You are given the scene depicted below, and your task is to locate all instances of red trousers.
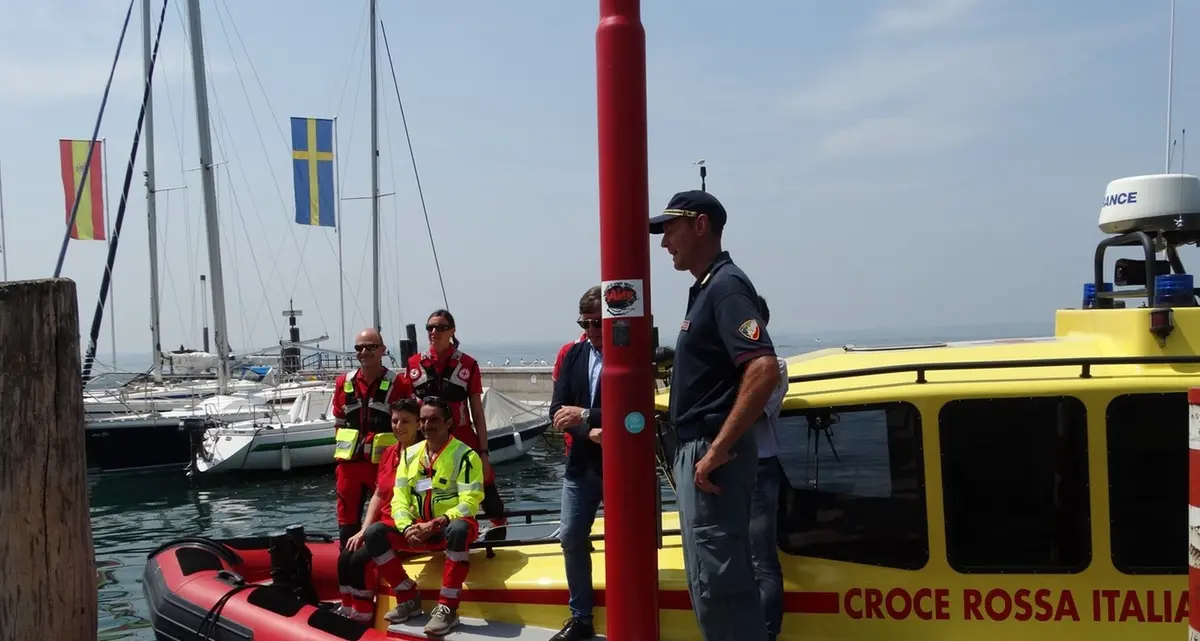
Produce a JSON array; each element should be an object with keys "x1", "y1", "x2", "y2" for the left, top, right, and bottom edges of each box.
[
  {"x1": 336, "y1": 460, "x2": 378, "y2": 546},
  {"x1": 371, "y1": 518, "x2": 480, "y2": 609}
]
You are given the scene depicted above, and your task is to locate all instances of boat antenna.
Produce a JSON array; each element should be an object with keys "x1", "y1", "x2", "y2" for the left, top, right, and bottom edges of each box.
[
  {"x1": 1165, "y1": 0, "x2": 1176, "y2": 172},
  {"x1": 694, "y1": 158, "x2": 706, "y2": 192},
  {"x1": 1182, "y1": 128, "x2": 1187, "y2": 174}
]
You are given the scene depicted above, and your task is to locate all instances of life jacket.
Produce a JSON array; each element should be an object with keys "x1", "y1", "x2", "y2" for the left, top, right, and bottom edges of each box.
[
  {"x1": 408, "y1": 349, "x2": 473, "y2": 404},
  {"x1": 390, "y1": 437, "x2": 484, "y2": 530},
  {"x1": 333, "y1": 367, "x2": 399, "y2": 464}
]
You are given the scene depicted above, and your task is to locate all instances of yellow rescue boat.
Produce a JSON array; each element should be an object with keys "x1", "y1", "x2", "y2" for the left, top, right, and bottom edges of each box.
[{"x1": 375, "y1": 172, "x2": 1200, "y2": 639}]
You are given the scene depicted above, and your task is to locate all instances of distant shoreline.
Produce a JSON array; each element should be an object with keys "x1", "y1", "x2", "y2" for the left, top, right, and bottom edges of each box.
[{"x1": 84, "y1": 320, "x2": 1053, "y2": 374}]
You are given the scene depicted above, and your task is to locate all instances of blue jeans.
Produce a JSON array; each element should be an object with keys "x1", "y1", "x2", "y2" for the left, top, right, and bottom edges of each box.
[
  {"x1": 559, "y1": 469, "x2": 603, "y2": 621},
  {"x1": 751, "y1": 456, "x2": 783, "y2": 639}
]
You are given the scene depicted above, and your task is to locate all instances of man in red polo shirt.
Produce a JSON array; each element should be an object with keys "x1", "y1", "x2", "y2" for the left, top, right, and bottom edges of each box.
[{"x1": 331, "y1": 328, "x2": 414, "y2": 549}]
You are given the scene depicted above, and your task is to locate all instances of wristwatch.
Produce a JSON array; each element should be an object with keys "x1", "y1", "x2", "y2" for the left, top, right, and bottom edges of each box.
[{"x1": 580, "y1": 408, "x2": 591, "y2": 423}]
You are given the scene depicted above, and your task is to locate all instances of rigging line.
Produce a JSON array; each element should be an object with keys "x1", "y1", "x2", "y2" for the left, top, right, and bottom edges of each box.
[
  {"x1": 206, "y1": 2, "x2": 321, "y2": 336},
  {"x1": 82, "y1": 0, "x2": 170, "y2": 384},
  {"x1": 214, "y1": 0, "x2": 346, "y2": 274},
  {"x1": 330, "y1": 26, "x2": 370, "y2": 318},
  {"x1": 53, "y1": 0, "x2": 138, "y2": 278},
  {"x1": 379, "y1": 76, "x2": 404, "y2": 330},
  {"x1": 379, "y1": 19, "x2": 448, "y2": 309},
  {"x1": 208, "y1": 3, "x2": 301, "y2": 337},
  {"x1": 208, "y1": 0, "x2": 327, "y2": 337},
  {"x1": 150, "y1": 39, "x2": 197, "y2": 346},
  {"x1": 158, "y1": 192, "x2": 190, "y2": 346},
  {"x1": 328, "y1": 0, "x2": 371, "y2": 118}
]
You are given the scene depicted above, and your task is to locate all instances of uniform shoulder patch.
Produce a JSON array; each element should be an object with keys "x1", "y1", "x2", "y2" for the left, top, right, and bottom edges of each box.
[
  {"x1": 457, "y1": 366, "x2": 471, "y2": 381},
  {"x1": 738, "y1": 319, "x2": 761, "y2": 341}
]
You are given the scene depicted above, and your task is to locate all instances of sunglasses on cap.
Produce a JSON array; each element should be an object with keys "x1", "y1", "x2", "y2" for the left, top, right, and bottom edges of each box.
[
  {"x1": 577, "y1": 318, "x2": 601, "y2": 329},
  {"x1": 420, "y1": 395, "x2": 452, "y2": 413}
]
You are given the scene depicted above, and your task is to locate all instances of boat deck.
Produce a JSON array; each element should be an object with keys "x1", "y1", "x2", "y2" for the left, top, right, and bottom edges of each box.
[{"x1": 387, "y1": 615, "x2": 607, "y2": 640}]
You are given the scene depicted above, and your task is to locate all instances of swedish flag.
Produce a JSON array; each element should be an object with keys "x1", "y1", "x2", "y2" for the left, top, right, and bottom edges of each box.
[{"x1": 290, "y1": 117, "x2": 336, "y2": 227}]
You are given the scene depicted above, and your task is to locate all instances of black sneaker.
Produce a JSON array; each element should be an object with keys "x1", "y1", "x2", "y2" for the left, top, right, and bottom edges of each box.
[{"x1": 549, "y1": 617, "x2": 595, "y2": 641}]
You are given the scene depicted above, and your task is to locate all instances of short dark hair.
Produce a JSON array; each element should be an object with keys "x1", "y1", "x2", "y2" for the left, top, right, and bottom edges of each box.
[
  {"x1": 579, "y1": 285, "x2": 601, "y2": 315},
  {"x1": 390, "y1": 398, "x2": 420, "y2": 416},
  {"x1": 758, "y1": 295, "x2": 770, "y2": 325},
  {"x1": 420, "y1": 395, "x2": 453, "y2": 421}
]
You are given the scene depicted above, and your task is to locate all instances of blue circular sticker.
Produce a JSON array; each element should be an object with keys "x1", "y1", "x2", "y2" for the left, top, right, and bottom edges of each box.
[{"x1": 624, "y1": 412, "x2": 646, "y2": 434}]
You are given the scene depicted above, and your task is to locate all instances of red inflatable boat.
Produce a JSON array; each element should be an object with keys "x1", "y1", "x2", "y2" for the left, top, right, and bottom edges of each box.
[{"x1": 141, "y1": 527, "x2": 408, "y2": 641}]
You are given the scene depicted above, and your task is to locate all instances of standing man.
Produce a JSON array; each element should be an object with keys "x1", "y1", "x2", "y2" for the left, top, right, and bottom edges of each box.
[
  {"x1": 547, "y1": 286, "x2": 605, "y2": 641},
  {"x1": 649, "y1": 190, "x2": 780, "y2": 641},
  {"x1": 331, "y1": 328, "x2": 413, "y2": 549},
  {"x1": 749, "y1": 295, "x2": 789, "y2": 641}
]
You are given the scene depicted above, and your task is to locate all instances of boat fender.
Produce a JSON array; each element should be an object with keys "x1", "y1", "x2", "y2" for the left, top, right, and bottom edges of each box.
[
  {"x1": 513, "y1": 430, "x2": 524, "y2": 452},
  {"x1": 281, "y1": 443, "x2": 292, "y2": 472}
]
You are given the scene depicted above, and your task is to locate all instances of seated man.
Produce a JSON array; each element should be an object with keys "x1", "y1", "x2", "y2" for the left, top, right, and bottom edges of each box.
[{"x1": 364, "y1": 396, "x2": 485, "y2": 637}]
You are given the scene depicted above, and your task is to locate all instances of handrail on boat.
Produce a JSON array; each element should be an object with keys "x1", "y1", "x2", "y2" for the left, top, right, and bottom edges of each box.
[{"x1": 787, "y1": 354, "x2": 1200, "y2": 386}]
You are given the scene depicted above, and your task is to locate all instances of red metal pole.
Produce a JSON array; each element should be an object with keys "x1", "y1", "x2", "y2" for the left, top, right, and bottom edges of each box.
[{"x1": 596, "y1": 0, "x2": 658, "y2": 639}]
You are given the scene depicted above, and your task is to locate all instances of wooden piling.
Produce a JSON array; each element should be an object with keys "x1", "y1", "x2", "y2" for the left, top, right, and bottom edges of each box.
[{"x1": 0, "y1": 278, "x2": 95, "y2": 641}]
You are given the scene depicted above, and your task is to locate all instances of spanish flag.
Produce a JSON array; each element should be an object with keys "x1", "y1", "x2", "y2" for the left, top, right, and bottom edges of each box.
[{"x1": 58, "y1": 139, "x2": 106, "y2": 241}]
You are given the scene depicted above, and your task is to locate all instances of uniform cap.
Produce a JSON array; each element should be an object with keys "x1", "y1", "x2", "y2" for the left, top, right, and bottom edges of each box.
[{"x1": 648, "y1": 190, "x2": 727, "y2": 235}]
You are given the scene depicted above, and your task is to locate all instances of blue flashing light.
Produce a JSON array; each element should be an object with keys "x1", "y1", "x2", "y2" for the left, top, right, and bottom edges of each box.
[
  {"x1": 1153, "y1": 274, "x2": 1195, "y2": 307},
  {"x1": 1082, "y1": 282, "x2": 1113, "y2": 309}
]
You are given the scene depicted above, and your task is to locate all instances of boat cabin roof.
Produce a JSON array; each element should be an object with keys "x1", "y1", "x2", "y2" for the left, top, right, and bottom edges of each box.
[{"x1": 653, "y1": 306, "x2": 1200, "y2": 412}]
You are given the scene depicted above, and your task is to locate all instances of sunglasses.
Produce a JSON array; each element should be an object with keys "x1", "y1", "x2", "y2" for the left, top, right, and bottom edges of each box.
[
  {"x1": 577, "y1": 318, "x2": 602, "y2": 329},
  {"x1": 426, "y1": 323, "x2": 453, "y2": 332},
  {"x1": 420, "y1": 395, "x2": 451, "y2": 411},
  {"x1": 354, "y1": 343, "x2": 382, "y2": 353}
]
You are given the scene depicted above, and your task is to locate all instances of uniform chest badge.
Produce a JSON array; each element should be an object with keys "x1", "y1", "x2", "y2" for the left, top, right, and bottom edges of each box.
[
  {"x1": 680, "y1": 320, "x2": 690, "y2": 331},
  {"x1": 457, "y1": 367, "x2": 471, "y2": 381},
  {"x1": 409, "y1": 368, "x2": 421, "y2": 379},
  {"x1": 738, "y1": 319, "x2": 761, "y2": 341}
]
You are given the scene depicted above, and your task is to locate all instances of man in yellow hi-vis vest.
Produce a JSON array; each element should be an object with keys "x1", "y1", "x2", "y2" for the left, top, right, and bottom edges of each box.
[{"x1": 363, "y1": 396, "x2": 485, "y2": 637}]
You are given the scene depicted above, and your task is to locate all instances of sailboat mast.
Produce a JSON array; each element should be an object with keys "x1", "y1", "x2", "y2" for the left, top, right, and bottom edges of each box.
[
  {"x1": 142, "y1": 0, "x2": 163, "y2": 381},
  {"x1": 184, "y1": 0, "x2": 231, "y2": 394},
  {"x1": 334, "y1": 116, "x2": 347, "y2": 353},
  {"x1": 0, "y1": 159, "x2": 8, "y2": 282},
  {"x1": 1165, "y1": 0, "x2": 1176, "y2": 172},
  {"x1": 103, "y1": 137, "x2": 117, "y2": 371},
  {"x1": 369, "y1": 0, "x2": 382, "y2": 333}
]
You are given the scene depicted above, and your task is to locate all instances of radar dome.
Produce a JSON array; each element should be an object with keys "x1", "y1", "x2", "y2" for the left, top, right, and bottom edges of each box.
[{"x1": 1099, "y1": 174, "x2": 1200, "y2": 234}]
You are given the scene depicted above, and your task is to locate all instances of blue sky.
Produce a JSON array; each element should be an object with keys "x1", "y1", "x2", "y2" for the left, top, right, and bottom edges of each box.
[{"x1": 0, "y1": 0, "x2": 1192, "y2": 359}]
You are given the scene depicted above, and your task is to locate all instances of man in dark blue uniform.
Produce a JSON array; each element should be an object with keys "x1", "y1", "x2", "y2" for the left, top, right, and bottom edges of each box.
[{"x1": 650, "y1": 190, "x2": 780, "y2": 641}]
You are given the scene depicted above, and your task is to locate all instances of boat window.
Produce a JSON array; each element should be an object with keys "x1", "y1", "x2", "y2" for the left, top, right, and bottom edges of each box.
[
  {"x1": 1106, "y1": 392, "x2": 1187, "y2": 575},
  {"x1": 776, "y1": 401, "x2": 929, "y2": 570},
  {"x1": 939, "y1": 396, "x2": 1091, "y2": 574}
]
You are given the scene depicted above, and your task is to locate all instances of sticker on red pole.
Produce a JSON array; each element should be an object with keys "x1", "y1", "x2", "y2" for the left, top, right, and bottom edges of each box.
[{"x1": 602, "y1": 279, "x2": 644, "y2": 319}]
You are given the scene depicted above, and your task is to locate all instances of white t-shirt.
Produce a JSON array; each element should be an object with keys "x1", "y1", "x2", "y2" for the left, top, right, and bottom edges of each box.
[{"x1": 753, "y1": 357, "x2": 789, "y2": 459}]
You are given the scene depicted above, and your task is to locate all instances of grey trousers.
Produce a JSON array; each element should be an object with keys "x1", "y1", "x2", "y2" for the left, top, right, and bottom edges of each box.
[{"x1": 673, "y1": 430, "x2": 768, "y2": 641}]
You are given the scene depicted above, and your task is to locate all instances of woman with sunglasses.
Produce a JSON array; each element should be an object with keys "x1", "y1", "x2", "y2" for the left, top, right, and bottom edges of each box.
[
  {"x1": 334, "y1": 399, "x2": 424, "y2": 622},
  {"x1": 406, "y1": 309, "x2": 509, "y2": 539}
]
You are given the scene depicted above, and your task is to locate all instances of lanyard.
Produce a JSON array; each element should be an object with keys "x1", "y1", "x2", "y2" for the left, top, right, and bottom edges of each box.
[{"x1": 423, "y1": 440, "x2": 450, "y2": 479}]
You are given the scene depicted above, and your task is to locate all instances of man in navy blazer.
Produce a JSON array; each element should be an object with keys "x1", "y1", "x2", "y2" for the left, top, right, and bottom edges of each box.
[{"x1": 547, "y1": 285, "x2": 604, "y2": 641}]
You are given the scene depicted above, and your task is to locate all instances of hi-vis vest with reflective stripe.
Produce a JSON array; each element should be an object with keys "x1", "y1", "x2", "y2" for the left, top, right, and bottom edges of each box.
[
  {"x1": 390, "y1": 437, "x2": 484, "y2": 530},
  {"x1": 408, "y1": 350, "x2": 471, "y2": 403},
  {"x1": 334, "y1": 368, "x2": 399, "y2": 464}
]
